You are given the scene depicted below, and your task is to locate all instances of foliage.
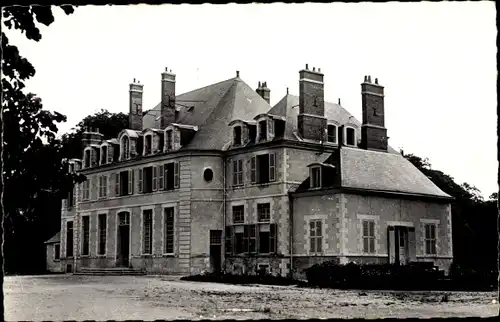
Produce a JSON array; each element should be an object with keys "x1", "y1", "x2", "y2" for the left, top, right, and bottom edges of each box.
[
  {"x1": 1, "y1": 5, "x2": 79, "y2": 274},
  {"x1": 60, "y1": 109, "x2": 129, "y2": 160}
]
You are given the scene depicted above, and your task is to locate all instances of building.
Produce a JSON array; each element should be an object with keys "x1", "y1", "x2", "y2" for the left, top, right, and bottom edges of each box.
[
  {"x1": 45, "y1": 232, "x2": 62, "y2": 273},
  {"x1": 57, "y1": 65, "x2": 454, "y2": 277}
]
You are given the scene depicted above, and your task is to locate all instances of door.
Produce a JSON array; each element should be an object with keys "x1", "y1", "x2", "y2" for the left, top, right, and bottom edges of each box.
[
  {"x1": 117, "y1": 212, "x2": 130, "y2": 267},
  {"x1": 210, "y1": 230, "x2": 222, "y2": 274},
  {"x1": 397, "y1": 227, "x2": 408, "y2": 265}
]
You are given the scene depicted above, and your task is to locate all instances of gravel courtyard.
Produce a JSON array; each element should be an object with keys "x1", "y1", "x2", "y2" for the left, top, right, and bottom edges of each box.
[{"x1": 4, "y1": 274, "x2": 498, "y2": 321}]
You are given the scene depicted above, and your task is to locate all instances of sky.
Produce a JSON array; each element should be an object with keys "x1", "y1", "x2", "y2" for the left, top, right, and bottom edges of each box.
[{"x1": 5, "y1": 3, "x2": 497, "y2": 197}]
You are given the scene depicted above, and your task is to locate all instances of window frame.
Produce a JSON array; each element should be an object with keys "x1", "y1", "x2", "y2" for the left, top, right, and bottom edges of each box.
[
  {"x1": 309, "y1": 219, "x2": 323, "y2": 254},
  {"x1": 233, "y1": 125, "x2": 242, "y2": 146},
  {"x1": 424, "y1": 223, "x2": 437, "y2": 255},
  {"x1": 81, "y1": 215, "x2": 90, "y2": 257},
  {"x1": 345, "y1": 126, "x2": 357, "y2": 147},
  {"x1": 143, "y1": 133, "x2": 153, "y2": 156},
  {"x1": 97, "y1": 213, "x2": 107, "y2": 256},
  {"x1": 362, "y1": 219, "x2": 376, "y2": 254},
  {"x1": 327, "y1": 124, "x2": 338, "y2": 144},
  {"x1": 54, "y1": 244, "x2": 61, "y2": 261},
  {"x1": 120, "y1": 135, "x2": 130, "y2": 161},
  {"x1": 310, "y1": 166, "x2": 322, "y2": 189},
  {"x1": 142, "y1": 208, "x2": 154, "y2": 255},
  {"x1": 232, "y1": 205, "x2": 245, "y2": 224},
  {"x1": 257, "y1": 203, "x2": 271, "y2": 223},
  {"x1": 162, "y1": 205, "x2": 176, "y2": 255}
]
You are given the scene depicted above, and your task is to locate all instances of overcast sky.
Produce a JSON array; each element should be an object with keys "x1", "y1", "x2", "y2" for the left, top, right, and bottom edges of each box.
[{"x1": 6, "y1": 3, "x2": 497, "y2": 197}]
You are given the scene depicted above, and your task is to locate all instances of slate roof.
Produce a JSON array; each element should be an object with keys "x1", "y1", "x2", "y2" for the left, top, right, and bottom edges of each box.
[
  {"x1": 340, "y1": 147, "x2": 451, "y2": 198},
  {"x1": 269, "y1": 94, "x2": 399, "y2": 154},
  {"x1": 45, "y1": 232, "x2": 60, "y2": 244},
  {"x1": 142, "y1": 77, "x2": 272, "y2": 150}
]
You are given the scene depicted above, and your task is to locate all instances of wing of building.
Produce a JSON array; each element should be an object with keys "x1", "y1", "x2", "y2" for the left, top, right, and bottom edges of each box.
[{"x1": 56, "y1": 66, "x2": 453, "y2": 277}]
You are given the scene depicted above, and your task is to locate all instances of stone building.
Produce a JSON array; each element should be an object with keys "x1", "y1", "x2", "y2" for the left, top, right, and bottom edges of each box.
[{"x1": 57, "y1": 65, "x2": 453, "y2": 277}]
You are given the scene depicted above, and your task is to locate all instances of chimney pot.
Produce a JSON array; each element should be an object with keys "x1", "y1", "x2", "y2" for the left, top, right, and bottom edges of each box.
[
  {"x1": 165, "y1": 67, "x2": 168, "y2": 72},
  {"x1": 375, "y1": 78, "x2": 378, "y2": 84},
  {"x1": 364, "y1": 75, "x2": 368, "y2": 82},
  {"x1": 313, "y1": 67, "x2": 316, "y2": 71},
  {"x1": 305, "y1": 64, "x2": 309, "y2": 70},
  {"x1": 236, "y1": 70, "x2": 240, "y2": 77},
  {"x1": 318, "y1": 68, "x2": 321, "y2": 72},
  {"x1": 133, "y1": 78, "x2": 136, "y2": 83},
  {"x1": 258, "y1": 81, "x2": 261, "y2": 87},
  {"x1": 338, "y1": 98, "x2": 341, "y2": 105},
  {"x1": 286, "y1": 87, "x2": 289, "y2": 94},
  {"x1": 368, "y1": 76, "x2": 372, "y2": 83}
]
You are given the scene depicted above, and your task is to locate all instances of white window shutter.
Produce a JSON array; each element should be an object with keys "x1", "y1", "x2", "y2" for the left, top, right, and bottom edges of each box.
[
  {"x1": 115, "y1": 173, "x2": 120, "y2": 196},
  {"x1": 138, "y1": 169, "x2": 143, "y2": 193},
  {"x1": 174, "y1": 162, "x2": 180, "y2": 188},
  {"x1": 158, "y1": 165, "x2": 164, "y2": 190},
  {"x1": 128, "y1": 169, "x2": 133, "y2": 194},
  {"x1": 251, "y1": 156, "x2": 256, "y2": 183},
  {"x1": 269, "y1": 153, "x2": 276, "y2": 182},
  {"x1": 153, "y1": 166, "x2": 158, "y2": 191}
]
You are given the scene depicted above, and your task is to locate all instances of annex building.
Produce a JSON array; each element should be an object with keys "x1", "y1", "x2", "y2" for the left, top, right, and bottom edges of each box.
[{"x1": 46, "y1": 64, "x2": 454, "y2": 277}]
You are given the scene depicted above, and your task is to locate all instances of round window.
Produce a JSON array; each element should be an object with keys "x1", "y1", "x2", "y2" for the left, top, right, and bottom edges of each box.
[{"x1": 203, "y1": 168, "x2": 213, "y2": 182}]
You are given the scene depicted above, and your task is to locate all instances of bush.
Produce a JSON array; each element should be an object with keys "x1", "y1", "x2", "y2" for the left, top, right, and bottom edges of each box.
[{"x1": 181, "y1": 272, "x2": 299, "y2": 286}]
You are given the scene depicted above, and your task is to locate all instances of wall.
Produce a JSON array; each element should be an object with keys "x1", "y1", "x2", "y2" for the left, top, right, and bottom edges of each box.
[{"x1": 46, "y1": 244, "x2": 62, "y2": 273}]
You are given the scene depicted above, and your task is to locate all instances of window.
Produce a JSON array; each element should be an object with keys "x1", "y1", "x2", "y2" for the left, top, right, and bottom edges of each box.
[
  {"x1": 251, "y1": 153, "x2": 276, "y2": 184},
  {"x1": 232, "y1": 159, "x2": 243, "y2": 186},
  {"x1": 327, "y1": 125, "x2": 337, "y2": 143},
  {"x1": 233, "y1": 126, "x2": 242, "y2": 145},
  {"x1": 116, "y1": 170, "x2": 133, "y2": 196},
  {"x1": 121, "y1": 136, "x2": 130, "y2": 160},
  {"x1": 424, "y1": 223, "x2": 437, "y2": 255},
  {"x1": 98, "y1": 214, "x2": 107, "y2": 255},
  {"x1": 164, "y1": 207, "x2": 175, "y2": 254},
  {"x1": 82, "y1": 180, "x2": 90, "y2": 201},
  {"x1": 84, "y1": 149, "x2": 91, "y2": 168},
  {"x1": 362, "y1": 220, "x2": 375, "y2": 254},
  {"x1": 140, "y1": 166, "x2": 155, "y2": 193},
  {"x1": 67, "y1": 186, "x2": 75, "y2": 209},
  {"x1": 203, "y1": 168, "x2": 213, "y2": 182},
  {"x1": 210, "y1": 230, "x2": 222, "y2": 245},
  {"x1": 100, "y1": 145, "x2": 108, "y2": 165},
  {"x1": 309, "y1": 220, "x2": 323, "y2": 253},
  {"x1": 82, "y1": 216, "x2": 90, "y2": 256},
  {"x1": 258, "y1": 120, "x2": 267, "y2": 141},
  {"x1": 163, "y1": 162, "x2": 180, "y2": 190},
  {"x1": 54, "y1": 244, "x2": 60, "y2": 260},
  {"x1": 165, "y1": 130, "x2": 173, "y2": 150},
  {"x1": 257, "y1": 203, "x2": 271, "y2": 222},
  {"x1": 232, "y1": 205, "x2": 244, "y2": 224},
  {"x1": 66, "y1": 221, "x2": 73, "y2": 257},
  {"x1": 98, "y1": 175, "x2": 107, "y2": 198},
  {"x1": 346, "y1": 127, "x2": 356, "y2": 146},
  {"x1": 268, "y1": 119, "x2": 274, "y2": 136},
  {"x1": 142, "y1": 210, "x2": 153, "y2": 255},
  {"x1": 144, "y1": 135, "x2": 152, "y2": 155},
  {"x1": 310, "y1": 166, "x2": 321, "y2": 188},
  {"x1": 226, "y1": 224, "x2": 277, "y2": 256}
]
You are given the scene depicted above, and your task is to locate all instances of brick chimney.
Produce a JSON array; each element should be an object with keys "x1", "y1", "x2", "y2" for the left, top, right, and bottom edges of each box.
[
  {"x1": 82, "y1": 127, "x2": 104, "y2": 147},
  {"x1": 161, "y1": 67, "x2": 176, "y2": 129},
  {"x1": 256, "y1": 81, "x2": 271, "y2": 104},
  {"x1": 129, "y1": 78, "x2": 143, "y2": 131},
  {"x1": 297, "y1": 64, "x2": 327, "y2": 141},
  {"x1": 360, "y1": 75, "x2": 388, "y2": 151}
]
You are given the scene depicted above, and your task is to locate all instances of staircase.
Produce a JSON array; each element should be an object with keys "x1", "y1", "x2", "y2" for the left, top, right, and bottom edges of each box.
[{"x1": 74, "y1": 267, "x2": 146, "y2": 276}]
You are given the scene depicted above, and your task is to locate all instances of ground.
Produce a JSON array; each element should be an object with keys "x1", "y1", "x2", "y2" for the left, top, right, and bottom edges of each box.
[{"x1": 4, "y1": 274, "x2": 498, "y2": 321}]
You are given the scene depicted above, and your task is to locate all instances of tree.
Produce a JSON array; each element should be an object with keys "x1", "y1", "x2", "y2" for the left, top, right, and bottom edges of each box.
[{"x1": 1, "y1": 5, "x2": 80, "y2": 274}]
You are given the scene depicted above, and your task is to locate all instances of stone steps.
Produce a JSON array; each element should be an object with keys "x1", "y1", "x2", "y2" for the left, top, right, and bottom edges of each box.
[{"x1": 74, "y1": 268, "x2": 146, "y2": 276}]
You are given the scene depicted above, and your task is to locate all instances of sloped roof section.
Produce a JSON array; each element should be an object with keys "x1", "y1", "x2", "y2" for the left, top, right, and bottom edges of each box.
[
  {"x1": 341, "y1": 147, "x2": 451, "y2": 198},
  {"x1": 45, "y1": 232, "x2": 60, "y2": 244},
  {"x1": 142, "y1": 77, "x2": 272, "y2": 150},
  {"x1": 269, "y1": 94, "x2": 398, "y2": 154}
]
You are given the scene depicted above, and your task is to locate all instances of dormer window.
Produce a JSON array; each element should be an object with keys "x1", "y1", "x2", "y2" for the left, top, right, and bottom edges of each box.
[
  {"x1": 84, "y1": 149, "x2": 91, "y2": 169},
  {"x1": 345, "y1": 127, "x2": 356, "y2": 146},
  {"x1": 165, "y1": 130, "x2": 173, "y2": 151},
  {"x1": 327, "y1": 124, "x2": 337, "y2": 144},
  {"x1": 310, "y1": 166, "x2": 321, "y2": 188},
  {"x1": 100, "y1": 145, "x2": 108, "y2": 165},
  {"x1": 233, "y1": 126, "x2": 242, "y2": 146},
  {"x1": 144, "y1": 135, "x2": 152, "y2": 155},
  {"x1": 258, "y1": 120, "x2": 267, "y2": 141},
  {"x1": 121, "y1": 136, "x2": 130, "y2": 160}
]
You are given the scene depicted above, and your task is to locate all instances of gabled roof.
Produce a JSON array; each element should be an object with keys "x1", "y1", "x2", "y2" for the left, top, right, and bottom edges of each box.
[
  {"x1": 269, "y1": 94, "x2": 399, "y2": 154},
  {"x1": 45, "y1": 232, "x2": 60, "y2": 244},
  {"x1": 340, "y1": 147, "x2": 451, "y2": 198},
  {"x1": 142, "y1": 77, "x2": 272, "y2": 150}
]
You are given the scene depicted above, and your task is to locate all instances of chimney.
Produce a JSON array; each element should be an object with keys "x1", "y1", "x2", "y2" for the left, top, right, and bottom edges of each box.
[
  {"x1": 256, "y1": 81, "x2": 271, "y2": 104},
  {"x1": 360, "y1": 75, "x2": 388, "y2": 151},
  {"x1": 297, "y1": 64, "x2": 327, "y2": 141},
  {"x1": 161, "y1": 67, "x2": 176, "y2": 128},
  {"x1": 82, "y1": 127, "x2": 104, "y2": 147},
  {"x1": 129, "y1": 78, "x2": 144, "y2": 131}
]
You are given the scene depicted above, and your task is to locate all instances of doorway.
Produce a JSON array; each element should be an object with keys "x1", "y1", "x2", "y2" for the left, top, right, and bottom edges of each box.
[
  {"x1": 395, "y1": 226, "x2": 408, "y2": 265},
  {"x1": 209, "y1": 230, "x2": 222, "y2": 274},
  {"x1": 117, "y1": 212, "x2": 130, "y2": 267}
]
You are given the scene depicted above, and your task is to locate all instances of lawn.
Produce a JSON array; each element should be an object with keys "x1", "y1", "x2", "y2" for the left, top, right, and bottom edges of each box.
[{"x1": 3, "y1": 274, "x2": 498, "y2": 321}]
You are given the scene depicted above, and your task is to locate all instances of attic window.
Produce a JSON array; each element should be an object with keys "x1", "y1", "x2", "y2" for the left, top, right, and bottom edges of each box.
[
  {"x1": 100, "y1": 145, "x2": 108, "y2": 165},
  {"x1": 84, "y1": 149, "x2": 91, "y2": 169},
  {"x1": 144, "y1": 134, "x2": 152, "y2": 155},
  {"x1": 258, "y1": 120, "x2": 267, "y2": 142},
  {"x1": 165, "y1": 130, "x2": 173, "y2": 151},
  {"x1": 346, "y1": 127, "x2": 356, "y2": 146},
  {"x1": 310, "y1": 166, "x2": 321, "y2": 189},
  {"x1": 121, "y1": 136, "x2": 130, "y2": 160},
  {"x1": 233, "y1": 126, "x2": 242, "y2": 146},
  {"x1": 327, "y1": 125, "x2": 337, "y2": 143}
]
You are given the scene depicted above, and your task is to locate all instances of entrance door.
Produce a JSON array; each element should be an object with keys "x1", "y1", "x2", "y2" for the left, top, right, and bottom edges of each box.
[
  {"x1": 209, "y1": 230, "x2": 222, "y2": 274},
  {"x1": 117, "y1": 212, "x2": 130, "y2": 267},
  {"x1": 396, "y1": 227, "x2": 408, "y2": 265}
]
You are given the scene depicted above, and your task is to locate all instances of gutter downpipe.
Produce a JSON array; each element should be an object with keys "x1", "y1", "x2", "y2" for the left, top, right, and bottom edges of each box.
[
  {"x1": 288, "y1": 190, "x2": 294, "y2": 279},
  {"x1": 222, "y1": 155, "x2": 227, "y2": 273}
]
